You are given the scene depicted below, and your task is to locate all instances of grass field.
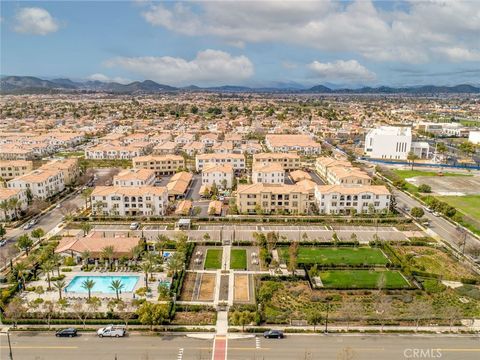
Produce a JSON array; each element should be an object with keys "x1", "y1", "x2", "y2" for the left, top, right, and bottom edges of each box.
[
  {"x1": 393, "y1": 170, "x2": 471, "y2": 180},
  {"x1": 204, "y1": 249, "x2": 223, "y2": 269},
  {"x1": 437, "y1": 195, "x2": 480, "y2": 221},
  {"x1": 280, "y1": 247, "x2": 389, "y2": 266},
  {"x1": 320, "y1": 270, "x2": 410, "y2": 289},
  {"x1": 230, "y1": 249, "x2": 247, "y2": 270}
]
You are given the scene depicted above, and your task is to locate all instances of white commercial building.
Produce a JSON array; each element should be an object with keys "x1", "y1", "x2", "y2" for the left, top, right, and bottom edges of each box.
[
  {"x1": 364, "y1": 126, "x2": 412, "y2": 160},
  {"x1": 468, "y1": 131, "x2": 480, "y2": 145}
]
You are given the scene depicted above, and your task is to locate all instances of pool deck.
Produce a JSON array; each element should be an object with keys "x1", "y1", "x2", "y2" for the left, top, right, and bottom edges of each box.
[{"x1": 24, "y1": 270, "x2": 172, "y2": 304}]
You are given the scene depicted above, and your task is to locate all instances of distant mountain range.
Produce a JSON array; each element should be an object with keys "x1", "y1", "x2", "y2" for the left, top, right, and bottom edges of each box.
[{"x1": 1, "y1": 75, "x2": 479, "y2": 95}]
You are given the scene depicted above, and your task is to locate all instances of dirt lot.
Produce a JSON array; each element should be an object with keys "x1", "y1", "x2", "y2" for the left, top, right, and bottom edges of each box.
[
  {"x1": 234, "y1": 274, "x2": 250, "y2": 302},
  {"x1": 198, "y1": 273, "x2": 216, "y2": 301},
  {"x1": 180, "y1": 272, "x2": 197, "y2": 301},
  {"x1": 407, "y1": 175, "x2": 480, "y2": 196}
]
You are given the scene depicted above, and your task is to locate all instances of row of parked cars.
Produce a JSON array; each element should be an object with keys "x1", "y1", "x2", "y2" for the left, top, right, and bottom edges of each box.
[{"x1": 55, "y1": 325, "x2": 127, "y2": 338}]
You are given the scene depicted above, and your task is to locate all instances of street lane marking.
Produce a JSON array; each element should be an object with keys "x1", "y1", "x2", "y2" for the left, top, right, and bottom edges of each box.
[
  {"x1": 255, "y1": 336, "x2": 261, "y2": 349},
  {"x1": 177, "y1": 347, "x2": 184, "y2": 360},
  {"x1": 439, "y1": 348, "x2": 480, "y2": 352},
  {"x1": 0, "y1": 346, "x2": 79, "y2": 349}
]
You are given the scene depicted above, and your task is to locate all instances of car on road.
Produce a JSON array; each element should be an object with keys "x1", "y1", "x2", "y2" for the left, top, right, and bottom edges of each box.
[
  {"x1": 23, "y1": 219, "x2": 37, "y2": 230},
  {"x1": 55, "y1": 328, "x2": 78, "y2": 337},
  {"x1": 129, "y1": 222, "x2": 140, "y2": 230},
  {"x1": 0, "y1": 239, "x2": 7, "y2": 247},
  {"x1": 263, "y1": 329, "x2": 284, "y2": 339},
  {"x1": 432, "y1": 211, "x2": 440, "y2": 217},
  {"x1": 55, "y1": 203, "x2": 62, "y2": 209},
  {"x1": 97, "y1": 325, "x2": 126, "y2": 338}
]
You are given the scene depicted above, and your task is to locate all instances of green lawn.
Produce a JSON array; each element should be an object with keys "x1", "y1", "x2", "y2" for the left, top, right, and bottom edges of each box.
[
  {"x1": 230, "y1": 249, "x2": 247, "y2": 270},
  {"x1": 320, "y1": 270, "x2": 410, "y2": 289},
  {"x1": 393, "y1": 169, "x2": 471, "y2": 180},
  {"x1": 437, "y1": 195, "x2": 480, "y2": 222},
  {"x1": 204, "y1": 249, "x2": 223, "y2": 269},
  {"x1": 280, "y1": 247, "x2": 389, "y2": 266}
]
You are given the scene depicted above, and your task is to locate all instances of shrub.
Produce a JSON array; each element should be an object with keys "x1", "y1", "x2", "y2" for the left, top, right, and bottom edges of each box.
[
  {"x1": 423, "y1": 279, "x2": 446, "y2": 294},
  {"x1": 418, "y1": 184, "x2": 432, "y2": 193}
]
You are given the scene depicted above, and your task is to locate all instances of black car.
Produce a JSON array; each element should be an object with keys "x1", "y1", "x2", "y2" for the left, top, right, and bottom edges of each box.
[
  {"x1": 263, "y1": 330, "x2": 284, "y2": 339},
  {"x1": 55, "y1": 328, "x2": 78, "y2": 337}
]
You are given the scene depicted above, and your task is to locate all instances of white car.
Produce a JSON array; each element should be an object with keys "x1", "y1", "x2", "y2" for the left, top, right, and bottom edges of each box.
[
  {"x1": 97, "y1": 325, "x2": 126, "y2": 338},
  {"x1": 0, "y1": 240, "x2": 7, "y2": 247},
  {"x1": 129, "y1": 222, "x2": 139, "y2": 230}
]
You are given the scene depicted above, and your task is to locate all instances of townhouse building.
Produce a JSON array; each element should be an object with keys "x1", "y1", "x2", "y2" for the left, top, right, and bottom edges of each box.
[
  {"x1": 41, "y1": 158, "x2": 80, "y2": 185},
  {"x1": 152, "y1": 141, "x2": 178, "y2": 155},
  {"x1": 133, "y1": 155, "x2": 185, "y2": 175},
  {"x1": 202, "y1": 163, "x2": 234, "y2": 189},
  {"x1": 91, "y1": 186, "x2": 168, "y2": 216},
  {"x1": 236, "y1": 182, "x2": 315, "y2": 215},
  {"x1": 315, "y1": 185, "x2": 391, "y2": 215},
  {"x1": 252, "y1": 163, "x2": 285, "y2": 184},
  {"x1": 195, "y1": 153, "x2": 245, "y2": 171},
  {"x1": 85, "y1": 142, "x2": 148, "y2": 160},
  {"x1": 253, "y1": 152, "x2": 301, "y2": 171},
  {"x1": 7, "y1": 168, "x2": 65, "y2": 200},
  {"x1": 113, "y1": 168, "x2": 156, "y2": 187},
  {"x1": 0, "y1": 160, "x2": 33, "y2": 180},
  {"x1": 265, "y1": 134, "x2": 321, "y2": 154}
]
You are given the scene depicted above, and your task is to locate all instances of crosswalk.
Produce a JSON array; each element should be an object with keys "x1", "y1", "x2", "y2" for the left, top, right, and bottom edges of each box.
[
  {"x1": 255, "y1": 336, "x2": 261, "y2": 349},
  {"x1": 177, "y1": 347, "x2": 184, "y2": 360}
]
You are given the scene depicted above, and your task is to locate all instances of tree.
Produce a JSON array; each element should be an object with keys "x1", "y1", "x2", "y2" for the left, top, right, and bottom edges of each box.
[
  {"x1": 418, "y1": 184, "x2": 432, "y2": 193},
  {"x1": 54, "y1": 279, "x2": 66, "y2": 300},
  {"x1": 51, "y1": 253, "x2": 63, "y2": 277},
  {"x1": 307, "y1": 310, "x2": 323, "y2": 331},
  {"x1": 81, "y1": 279, "x2": 96, "y2": 300},
  {"x1": 14, "y1": 261, "x2": 29, "y2": 289},
  {"x1": 0, "y1": 224, "x2": 6, "y2": 239},
  {"x1": 0, "y1": 200, "x2": 10, "y2": 221},
  {"x1": 407, "y1": 151, "x2": 419, "y2": 170},
  {"x1": 4, "y1": 297, "x2": 25, "y2": 328},
  {"x1": 81, "y1": 222, "x2": 92, "y2": 236},
  {"x1": 110, "y1": 279, "x2": 125, "y2": 301},
  {"x1": 374, "y1": 296, "x2": 392, "y2": 332},
  {"x1": 16, "y1": 234, "x2": 33, "y2": 256},
  {"x1": 287, "y1": 241, "x2": 298, "y2": 274},
  {"x1": 136, "y1": 302, "x2": 170, "y2": 331},
  {"x1": 81, "y1": 250, "x2": 91, "y2": 265},
  {"x1": 444, "y1": 306, "x2": 462, "y2": 331},
  {"x1": 116, "y1": 301, "x2": 134, "y2": 329},
  {"x1": 72, "y1": 300, "x2": 91, "y2": 329},
  {"x1": 101, "y1": 245, "x2": 115, "y2": 270},
  {"x1": 410, "y1": 207, "x2": 424, "y2": 219},
  {"x1": 339, "y1": 301, "x2": 362, "y2": 331},
  {"x1": 42, "y1": 300, "x2": 56, "y2": 329},
  {"x1": 31, "y1": 227, "x2": 45, "y2": 241},
  {"x1": 407, "y1": 301, "x2": 433, "y2": 332},
  {"x1": 41, "y1": 261, "x2": 54, "y2": 290},
  {"x1": 436, "y1": 142, "x2": 447, "y2": 155},
  {"x1": 459, "y1": 141, "x2": 476, "y2": 156},
  {"x1": 140, "y1": 261, "x2": 153, "y2": 291},
  {"x1": 81, "y1": 188, "x2": 93, "y2": 209},
  {"x1": 231, "y1": 310, "x2": 255, "y2": 332}
]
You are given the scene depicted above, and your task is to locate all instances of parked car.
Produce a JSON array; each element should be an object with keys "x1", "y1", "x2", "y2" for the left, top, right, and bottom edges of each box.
[
  {"x1": 55, "y1": 328, "x2": 78, "y2": 337},
  {"x1": 23, "y1": 219, "x2": 37, "y2": 230},
  {"x1": 0, "y1": 239, "x2": 7, "y2": 247},
  {"x1": 263, "y1": 329, "x2": 284, "y2": 339},
  {"x1": 432, "y1": 211, "x2": 440, "y2": 217},
  {"x1": 97, "y1": 325, "x2": 126, "y2": 338},
  {"x1": 129, "y1": 222, "x2": 139, "y2": 230}
]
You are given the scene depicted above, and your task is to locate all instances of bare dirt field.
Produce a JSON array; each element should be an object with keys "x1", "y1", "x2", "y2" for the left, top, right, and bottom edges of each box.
[
  {"x1": 407, "y1": 175, "x2": 480, "y2": 195},
  {"x1": 234, "y1": 274, "x2": 249, "y2": 302},
  {"x1": 180, "y1": 272, "x2": 197, "y2": 301},
  {"x1": 198, "y1": 273, "x2": 216, "y2": 301}
]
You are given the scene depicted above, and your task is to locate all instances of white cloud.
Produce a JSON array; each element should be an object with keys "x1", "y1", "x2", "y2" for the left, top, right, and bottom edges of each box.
[
  {"x1": 13, "y1": 7, "x2": 59, "y2": 35},
  {"x1": 308, "y1": 60, "x2": 376, "y2": 83},
  {"x1": 141, "y1": 1, "x2": 480, "y2": 64},
  {"x1": 87, "y1": 73, "x2": 131, "y2": 84},
  {"x1": 434, "y1": 47, "x2": 480, "y2": 62},
  {"x1": 105, "y1": 49, "x2": 254, "y2": 86}
]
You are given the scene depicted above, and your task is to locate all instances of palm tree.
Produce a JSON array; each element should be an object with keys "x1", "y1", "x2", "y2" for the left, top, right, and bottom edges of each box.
[
  {"x1": 407, "y1": 151, "x2": 419, "y2": 170},
  {"x1": 16, "y1": 234, "x2": 33, "y2": 256},
  {"x1": 81, "y1": 279, "x2": 95, "y2": 300},
  {"x1": 8, "y1": 197, "x2": 21, "y2": 219},
  {"x1": 0, "y1": 200, "x2": 11, "y2": 221},
  {"x1": 14, "y1": 262, "x2": 29, "y2": 290},
  {"x1": 51, "y1": 254, "x2": 63, "y2": 277},
  {"x1": 101, "y1": 245, "x2": 115, "y2": 270},
  {"x1": 81, "y1": 188, "x2": 93, "y2": 210},
  {"x1": 140, "y1": 261, "x2": 153, "y2": 291},
  {"x1": 41, "y1": 261, "x2": 54, "y2": 290},
  {"x1": 80, "y1": 250, "x2": 91, "y2": 265},
  {"x1": 54, "y1": 279, "x2": 66, "y2": 300},
  {"x1": 80, "y1": 222, "x2": 92, "y2": 236},
  {"x1": 109, "y1": 279, "x2": 124, "y2": 301}
]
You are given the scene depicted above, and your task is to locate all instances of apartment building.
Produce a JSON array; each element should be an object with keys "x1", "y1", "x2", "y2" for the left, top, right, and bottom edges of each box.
[
  {"x1": 183, "y1": 141, "x2": 205, "y2": 156},
  {"x1": 195, "y1": 153, "x2": 245, "y2": 171},
  {"x1": 7, "y1": 169, "x2": 65, "y2": 200},
  {"x1": 315, "y1": 185, "x2": 391, "y2": 214},
  {"x1": 202, "y1": 163, "x2": 234, "y2": 189},
  {"x1": 113, "y1": 168, "x2": 156, "y2": 187},
  {"x1": 236, "y1": 183, "x2": 315, "y2": 215},
  {"x1": 253, "y1": 153, "x2": 301, "y2": 171},
  {"x1": 85, "y1": 143, "x2": 148, "y2": 160},
  {"x1": 315, "y1": 157, "x2": 352, "y2": 179},
  {"x1": 364, "y1": 126, "x2": 412, "y2": 160},
  {"x1": 152, "y1": 141, "x2": 178, "y2": 155},
  {"x1": 133, "y1": 155, "x2": 185, "y2": 175},
  {"x1": 200, "y1": 133, "x2": 218, "y2": 147},
  {"x1": 0, "y1": 188, "x2": 28, "y2": 220},
  {"x1": 91, "y1": 186, "x2": 168, "y2": 216},
  {"x1": 0, "y1": 160, "x2": 33, "y2": 180},
  {"x1": 265, "y1": 134, "x2": 321, "y2": 154},
  {"x1": 0, "y1": 144, "x2": 34, "y2": 160},
  {"x1": 212, "y1": 141, "x2": 234, "y2": 154},
  {"x1": 326, "y1": 167, "x2": 371, "y2": 185},
  {"x1": 41, "y1": 158, "x2": 80, "y2": 185},
  {"x1": 252, "y1": 163, "x2": 285, "y2": 184}
]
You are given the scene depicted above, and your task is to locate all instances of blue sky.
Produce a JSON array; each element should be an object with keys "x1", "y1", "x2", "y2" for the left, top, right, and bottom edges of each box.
[{"x1": 1, "y1": 1, "x2": 480, "y2": 87}]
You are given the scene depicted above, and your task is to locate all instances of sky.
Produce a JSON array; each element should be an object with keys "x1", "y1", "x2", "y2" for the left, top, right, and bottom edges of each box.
[{"x1": 1, "y1": 0, "x2": 480, "y2": 88}]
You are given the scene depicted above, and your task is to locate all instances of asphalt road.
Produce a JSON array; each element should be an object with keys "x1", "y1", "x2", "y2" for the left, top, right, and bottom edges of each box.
[
  {"x1": 1, "y1": 333, "x2": 479, "y2": 360},
  {"x1": 394, "y1": 189, "x2": 480, "y2": 251}
]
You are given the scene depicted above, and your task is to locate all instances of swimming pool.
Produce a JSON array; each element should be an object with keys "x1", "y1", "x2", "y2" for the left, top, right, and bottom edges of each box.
[{"x1": 65, "y1": 276, "x2": 139, "y2": 293}]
